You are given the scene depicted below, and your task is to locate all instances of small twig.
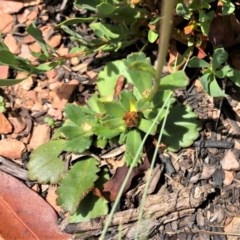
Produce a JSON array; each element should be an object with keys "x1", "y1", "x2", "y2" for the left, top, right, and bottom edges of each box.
[
  {"x1": 193, "y1": 140, "x2": 233, "y2": 149},
  {"x1": 100, "y1": 145, "x2": 126, "y2": 159},
  {"x1": 64, "y1": 184, "x2": 214, "y2": 235},
  {"x1": 60, "y1": 0, "x2": 68, "y2": 11},
  {"x1": 0, "y1": 156, "x2": 28, "y2": 181},
  {"x1": 166, "y1": 227, "x2": 240, "y2": 237}
]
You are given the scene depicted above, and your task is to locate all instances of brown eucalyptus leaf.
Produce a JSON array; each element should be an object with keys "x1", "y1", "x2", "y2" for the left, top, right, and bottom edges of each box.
[{"x1": 0, "y1": 171, "x2": 71, "y2": 240}]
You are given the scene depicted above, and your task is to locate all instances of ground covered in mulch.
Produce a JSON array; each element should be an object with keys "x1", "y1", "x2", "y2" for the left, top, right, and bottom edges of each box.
[{"x1": 2, "y1": 1, "x2": 240, "y2": 239}]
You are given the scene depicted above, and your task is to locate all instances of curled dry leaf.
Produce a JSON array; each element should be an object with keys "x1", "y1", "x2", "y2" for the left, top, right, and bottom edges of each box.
[{"x1": 102, "y1": 158, "x2": 150, "y2": 201}]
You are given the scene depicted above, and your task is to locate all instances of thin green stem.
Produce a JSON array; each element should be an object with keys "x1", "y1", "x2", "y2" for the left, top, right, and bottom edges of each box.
[
  {"x1": 134, "y1": 92, "x2": 172, "y2": 239},
  {"x1": 99, "y1": 92, "x2": 172, "y2": 240}
]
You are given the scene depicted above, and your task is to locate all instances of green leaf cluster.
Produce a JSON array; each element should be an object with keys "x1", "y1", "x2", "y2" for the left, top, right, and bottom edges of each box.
[
  {"x1": 27, "y1": 145, "x2": 107, "y2": 220},
  {"x1": 54, "y1": 104, "x2": 97, "y2": 153},
  {"x1": 188, "y1": 48, "x2": 240, "y2": 97},
  {"x1": 174, "y1": 0, "x2": 234, "y2": 54},
  {"x1": 57, "y1": 0, "x2": 157, "y2": 53},
  {"x1": 27, "y1": 51, "x2": 201, "y2": 221},
  {"x1": 90, "y1": 52, "x2": 200, "y2": 165},
  {"x1": 0, "y1": 23, "x2": 64, "y2": 86},
  {"x1": 23, "y1": 0, "x2": 203, "y2": 223}
]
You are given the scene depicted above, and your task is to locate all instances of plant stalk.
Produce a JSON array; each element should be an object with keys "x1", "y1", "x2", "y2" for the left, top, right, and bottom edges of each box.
[
  {"x1": 135, "y1": 92, "x2": 172, "y2": 239},
  {"x1": 148, "y1": 0, "x2": 176, "y2": 100}
]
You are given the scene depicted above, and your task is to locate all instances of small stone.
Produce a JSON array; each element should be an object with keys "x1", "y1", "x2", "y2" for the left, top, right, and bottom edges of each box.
[
  {"x1": 0, "y1": 14, "x2": 14, "y2": 34},
  {"x1": 8, "y1": 116, "x2": 26, "y2": 134},
  {"x1": 86, "y1": 70, "x2": 98, "y2": 80},
  {"x1": 70, "y1": 57, "x2": 80, "y2": 66},
  {"x1": 17, "y1": 73, "x2": 34, "y2": 91},
  {"x1": 28, "y1": 124, "x2": 51, "y2": 150},
  {"x1": 26, "y1": 9, "x2": 38, "y2": 21},
  {"x1": 48, "y1": 81, "x2": 62, "y2": 91},
  {"x1": 47, "y1": 34, "x2": 61, "y2": 48},
  {"x1": 72, "y1": 62, "x2": 88, "y2": 73},
  {"x1": 23, "y1": 35, "x2": 35, "y2": 44},
  {"x1": 31, "y1": 102, "x2": 45, "y2": 112},
  {"x1": 0, "y1": 139, "x2": 25, "y2": 159},
  {"x1": 0, "y1": 1, "x2": 24, "y2": 14},
  {"x1": 46, "y1": 69, "x2": 57, "y2": 81},
  {"x1": 28, "y1": 42, "x2": 42, "y2": 53},
  {"x1": 19, "y1": 44, "x2": 32, "y2": 60},
  {"x1": 234, "y1": 140, "x2": 240, "y2": 150},
  {"x1": 26, "y1": 90, "x2": 37, "y2": 101},
  {"x1": 4, "y1": 34, "x2": 20, "y2": 54},
  {"x1": 56, "y1": 45, "x2": 68, "y2": 57},
  {"x1": 17, "y1": 8, "x2": 31, "y2": 23},
  {"x1": 221, "y1": 150, "x2": 240, "y2": 170},
  {"x1": 0, "y1": 113, "x2": 13, "y2": 134},
  {"x1": 223, "y1": 170, "x2": 234, "y2": 186},
  {"x1": 47, "y1": 107, "x2": 63, "y2": 120},
  {"x1": 0, "y1": 65, "x2": 9, "y2": 79},
  {"x1": 51, "y1": 79, "x2": 79, "y2": 111}
]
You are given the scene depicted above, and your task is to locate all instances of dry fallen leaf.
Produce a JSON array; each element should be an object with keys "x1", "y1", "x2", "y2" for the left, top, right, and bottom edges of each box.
[
  {"x1": 102, "y1": 158, "x2": 150, "y2": 201},
  {"x1": 0, "y1": 171, "x2": 71, "y2": 239},
  {"x1": 224, "y1": 217, "x2": 240, "y2": 240}
]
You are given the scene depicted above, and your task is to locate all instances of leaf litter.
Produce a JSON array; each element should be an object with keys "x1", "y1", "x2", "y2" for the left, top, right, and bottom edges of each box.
[{"x1": 1, "y1": 1, "x2": 240, "y2": 239}]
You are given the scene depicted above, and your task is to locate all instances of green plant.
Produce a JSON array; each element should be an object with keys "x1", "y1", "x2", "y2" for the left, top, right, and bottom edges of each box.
[
  {"x1": 27, "y1": 53, "x2": 201, "y2": 221},
  {"x1": 176, "y1": 0, "x2": 215, "y2": 35},
  {"x1": 57, "y1": 0, "x2": 160, "y2": 53},
  {"x1": 0, "y1": 0, "x2": 202, "y2": 223},
  {"x1": 0, "y1": 95, "x2": 5, "y2": 113},
  {"x1": 0, "y1": 1, "x2": 161, "y2": 86},
  {"x1": 44, "y1": 116, "x2": 56, "y2": 127},
  {"x1": 171, "y1": 0, "x2": 235, "y2": 71},
  {"x1": 175, "y1": 0, "x2": 234, "y2": 38},
  {"x1": 0, "y1": 23, "x2": 64, "y2": 86},
  {"x1": 188, "y1": 47, "x2": 240, "y2": 97}
]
